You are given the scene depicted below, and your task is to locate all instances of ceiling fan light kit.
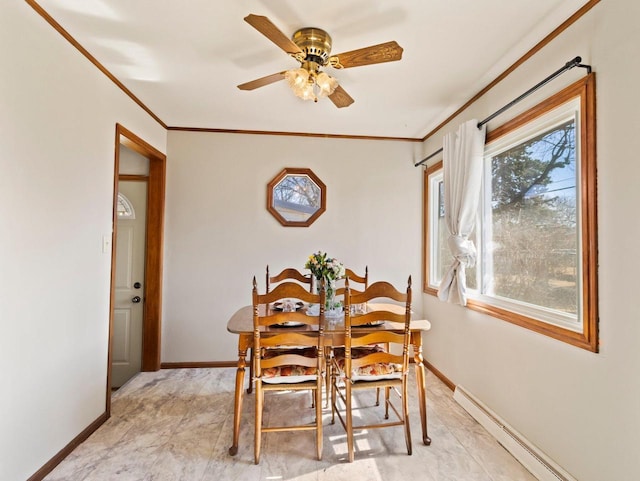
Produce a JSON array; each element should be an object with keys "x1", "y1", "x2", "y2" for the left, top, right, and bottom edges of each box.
[
  {"x1": 283, "y1": 28, "x2": 339, "y2": 102},
  {"x1": 238, "y1": 14, "x2": 403, "y2": 108}
]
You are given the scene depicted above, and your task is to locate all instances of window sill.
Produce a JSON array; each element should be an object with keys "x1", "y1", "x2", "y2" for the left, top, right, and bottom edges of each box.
[{"x1": 422, "y1": 288, "x2": 598, "y2": 352}]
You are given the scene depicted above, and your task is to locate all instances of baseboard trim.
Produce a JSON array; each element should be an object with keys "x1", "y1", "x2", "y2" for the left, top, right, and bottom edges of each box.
[
  {"x1": 453, "y1": 385, "x2": 577, "y2": 481},
  {"x1": 27, "y1": 411, "x2": 109, "y2": 481},
  {"x1": 160, "y1": 361, "x2": 237, "y2": 369},
  {"x1": 424, "y1": 359, "x2": 455, "y2": 391}
]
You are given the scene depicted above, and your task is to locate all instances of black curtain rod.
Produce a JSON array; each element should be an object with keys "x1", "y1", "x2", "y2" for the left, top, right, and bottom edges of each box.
[{"x1": 414, "y1": 56, "x2": 592, "y2": 167}]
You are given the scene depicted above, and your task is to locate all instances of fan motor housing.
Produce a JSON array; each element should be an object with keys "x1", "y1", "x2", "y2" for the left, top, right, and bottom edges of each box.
[{"x1": 292, "y1": 27, "x2": 332, "y2": 65}]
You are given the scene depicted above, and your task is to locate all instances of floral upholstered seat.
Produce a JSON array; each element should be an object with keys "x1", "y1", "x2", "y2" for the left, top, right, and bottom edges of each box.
[
  {"x1": 261, "y1": 347, "x2": 318, "y2": 383},
  {"x1": 332, "y1": 346, "x2": 402, "y2": 381}
]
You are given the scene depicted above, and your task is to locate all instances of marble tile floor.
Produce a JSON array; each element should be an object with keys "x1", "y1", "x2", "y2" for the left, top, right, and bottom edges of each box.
[{"x1": 44, "y1": 367, "x2": 537, "y2": 481}]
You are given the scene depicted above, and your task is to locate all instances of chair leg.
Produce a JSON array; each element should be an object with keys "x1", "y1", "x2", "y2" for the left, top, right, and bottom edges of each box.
[
  {"x1": 325, "y1": 351, "x2": 331, "y2": 408},
  {"x1": 402, "y1": 381, "x2": 412, "y2": 455},
  {"x1": 254, "y1": 384, "x2": 263, "y2": 464},
  {"x1": 330, "y1": 371, "x2": 336, "y2": 425},
  {"x1": 346, "y1": 382, "x2": 354, "y2": 463},
  {"x1": 247, "y1": 348, "x2": 253, "y2": 394},
  {"x1": 315, "y1": 385, "x2": 323, "y2": 460},
  {"x1": 384, "y1": 386, "x2": 391, "y2": 419}
]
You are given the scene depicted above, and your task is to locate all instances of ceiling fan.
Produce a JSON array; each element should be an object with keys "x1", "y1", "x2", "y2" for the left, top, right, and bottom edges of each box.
[{"x1": 237, "y1": 14, "x2": 404, "y2": 108}]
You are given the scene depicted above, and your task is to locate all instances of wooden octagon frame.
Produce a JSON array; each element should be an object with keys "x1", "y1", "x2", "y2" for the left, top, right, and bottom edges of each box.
[{"x1": 266, "y1": 167, "x2": 326, "y2": 227}]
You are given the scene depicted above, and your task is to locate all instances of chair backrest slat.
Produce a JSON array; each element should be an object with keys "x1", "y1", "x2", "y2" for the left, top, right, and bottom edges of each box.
[
  {"x1": 345, "y1": 267, "x2": 368, "y2": 286},
  {"x1": 261, "y1": 353, "x2": 318, "y2": 369},
  {"x1": 350, "y1": 331, "x2": 405, "y2": 347},
  {"x1": 336, "y1": 266, "x2": 368, "y2": 297},
  {"x1": 351, "y1": 351, "x2": 404, "y2": 369},
  {"x1": 259, "y1": 332, "x2": 318, "y2": 347},
  {"x1": 266, "y1": 265, "x2": 313, "y2": 293},
  {"x1": 349, "y1": 310, "x2": 405, "y2": 327}
]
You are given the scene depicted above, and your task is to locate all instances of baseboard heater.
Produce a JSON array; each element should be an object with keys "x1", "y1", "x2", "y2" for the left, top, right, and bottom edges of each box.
[{"x1": 453, "y1": 385, "x2": 577, "y2": 481}]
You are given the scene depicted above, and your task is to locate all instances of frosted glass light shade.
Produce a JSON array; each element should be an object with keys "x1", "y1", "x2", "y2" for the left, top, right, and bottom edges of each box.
[
  {"x1": 284, "y1": 68, "x2": 309, "y2": 88},
  {"x1": 316, "y1": 72, "x2": 338, "y2": 97}
]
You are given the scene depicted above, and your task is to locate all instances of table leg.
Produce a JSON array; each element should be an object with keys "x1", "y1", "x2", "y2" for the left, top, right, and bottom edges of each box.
[
  {"x1": 229, "y1": 336, "x2": 250, "y2": 456},
  {"x1": 412, "y1": 333, "x2": 431, "y2": 446}
]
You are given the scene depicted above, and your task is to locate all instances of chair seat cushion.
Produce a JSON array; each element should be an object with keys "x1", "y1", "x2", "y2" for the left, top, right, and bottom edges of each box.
[
  {"x1": 333, "y1": 346, "x2": 402, "y2": 381},
  {"x1": 261, "y1": 347, "x2": 318, "y2": 384}
]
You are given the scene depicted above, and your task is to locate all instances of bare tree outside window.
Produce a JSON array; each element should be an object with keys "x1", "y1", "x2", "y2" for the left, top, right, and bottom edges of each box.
[
  {"x1": 488, "y1": 119, "x2": 578, "y2": 314},
  {"x1": 273, "y1": 175, "x2": 321, "y2": 210}
]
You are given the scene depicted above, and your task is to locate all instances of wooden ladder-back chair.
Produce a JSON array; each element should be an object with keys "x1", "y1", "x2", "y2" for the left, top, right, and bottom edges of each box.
[
  {"x1": 330, "y1": 277, "x2": 412, "y2": 463},
  {"x1": 252, "y1": 278, "x2": 326, "y2": 464},
  {"x1": 247, "y1": 266, "x2": 315, "y2": 394}
]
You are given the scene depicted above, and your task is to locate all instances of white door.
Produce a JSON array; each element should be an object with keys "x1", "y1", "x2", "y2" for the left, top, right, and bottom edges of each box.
[{"x1": 112, "y1": 180, "x2": 147, "y2": 388}]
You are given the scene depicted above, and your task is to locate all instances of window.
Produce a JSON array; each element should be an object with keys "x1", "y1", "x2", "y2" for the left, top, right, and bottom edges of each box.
[
  {"x1": 424, "y1": 74, "x2": 598, "y2": 351},
  {"x1": 117, "y1": 193, "x2": 136, "y2": 219}
]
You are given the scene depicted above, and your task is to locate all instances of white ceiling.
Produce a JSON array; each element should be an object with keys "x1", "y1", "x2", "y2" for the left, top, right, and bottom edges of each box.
[{"x1": 35, "y1": 0, "x2": 588, "y2": 139}]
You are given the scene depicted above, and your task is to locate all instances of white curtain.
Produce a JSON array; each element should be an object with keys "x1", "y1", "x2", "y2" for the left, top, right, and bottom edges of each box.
[{"x1": 437, "y1": 119, "x2": 486, "y2": 305}]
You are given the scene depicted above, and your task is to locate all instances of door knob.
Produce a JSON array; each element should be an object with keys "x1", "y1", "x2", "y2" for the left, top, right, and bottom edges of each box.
[{"x1": 132, "y1": 296, "x2": 141, "y2": 303}]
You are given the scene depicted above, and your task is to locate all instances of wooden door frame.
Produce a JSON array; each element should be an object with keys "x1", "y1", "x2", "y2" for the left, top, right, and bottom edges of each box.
[{"x1": 107, "y1": 123, "x2": 166, "y2": 414}]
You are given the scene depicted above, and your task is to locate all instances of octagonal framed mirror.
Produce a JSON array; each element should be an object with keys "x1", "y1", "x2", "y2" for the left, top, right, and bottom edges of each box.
[{"x1": 267, "y1": 167, "x2": 326, "y2": 227}]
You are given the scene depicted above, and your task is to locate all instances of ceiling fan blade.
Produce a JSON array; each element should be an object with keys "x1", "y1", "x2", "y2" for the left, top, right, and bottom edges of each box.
[
  {"x1": 237, "y1": 72, "x2": 286, "y2": 91},
  {"x1": 328, "y1": 85, "x2": 354, "y2": 108},
  {"x1": 244, "y1": 14, "x2": 303, "y2": 56},
  {"x1": 331, "y1": 41, "x2": 403, "y2": 68}
]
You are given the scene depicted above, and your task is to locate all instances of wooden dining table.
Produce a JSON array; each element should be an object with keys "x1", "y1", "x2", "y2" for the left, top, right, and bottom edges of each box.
[{"x1": 226, "y1": 303, "x2": 432, "y2": 456}]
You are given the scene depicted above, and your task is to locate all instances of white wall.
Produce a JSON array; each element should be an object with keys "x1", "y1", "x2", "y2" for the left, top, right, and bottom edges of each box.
[
  {"x1": 119, "y1": 145, "x2": 150, "y2": 176},
  {"x1": 421, "y1": 1, "x2": 640, "y2": 480},
  {"x1": 0, "y1": 3, "x2": 166, "y2": 480},
  {"x1": 163, "y1": 132, "x2": 423, "y2": 362}
]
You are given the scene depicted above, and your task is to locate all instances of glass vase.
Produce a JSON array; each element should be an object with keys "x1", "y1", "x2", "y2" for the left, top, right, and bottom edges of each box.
[
  {"x1": 315, "y1": 277, "x2": 337, "y2": 311},
  {"x1": 326, "y1": 278, "x2": 336, "y2": 311}
]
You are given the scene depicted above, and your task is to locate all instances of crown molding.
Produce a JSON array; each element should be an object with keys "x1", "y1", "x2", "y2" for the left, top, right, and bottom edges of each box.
[{"x1": 167, "y1": 126, "x2": 422, "y2": 142}]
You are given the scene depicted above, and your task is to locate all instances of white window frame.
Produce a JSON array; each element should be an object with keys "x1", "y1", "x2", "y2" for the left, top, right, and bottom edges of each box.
[
  {"x1": 471, "y1": 98, "x2": 581, "y2": 331},
  {"x1": 426, "y1": 169, "x2": 445, "y2": 289}
]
